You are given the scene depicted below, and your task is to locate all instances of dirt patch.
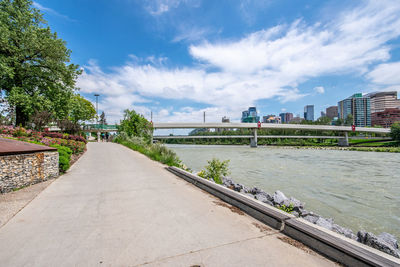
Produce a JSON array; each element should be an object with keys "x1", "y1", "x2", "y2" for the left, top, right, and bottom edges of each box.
[
  {"x1": 277, "y1": 236, "x2": 317, "y2": 255},
  {"x1": 212, "y1": 200, "x2": 245, "y2": 215},
  {"x1": 252, "y1": 222, "x2": 273, "y2": 233}
]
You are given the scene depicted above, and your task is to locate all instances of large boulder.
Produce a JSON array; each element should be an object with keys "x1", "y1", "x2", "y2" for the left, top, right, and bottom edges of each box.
[
  {"x1": 255, "y1": 192, "x2": 273, "y2": 206},
  {"x1": 283, "y1": 197, "x2": 304, "y2": 213},
  {"x1": 303, "y1": 212, "x2": 320, "y2": 224},
  {"x1": 222, "y1": 176, "x2": 234, "y2": 187},
  {"x1": 378, "y1": 232, "x2": 399, "y2": 249},
  {"x1": 233, "y1": 183, "x2": 243, "y2": 192},
  {"x1": 332, "y1": 224, "x2": 356, "y2": 240},
  {"x1": 273, "y1": 190, "x2": 288, "y2": 205},
  {"x1": 250, "y1": 187, "x2": 263, "y2": 195},
  {"x1": 357, "y1": 231, "x2": 400, "y2": 258},
  {"x1": 315, "y1": 217, "x2": 334, "y2": 230}
]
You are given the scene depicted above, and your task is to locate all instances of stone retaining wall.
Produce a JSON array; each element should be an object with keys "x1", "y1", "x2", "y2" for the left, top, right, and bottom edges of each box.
[{"x1": 0, "y1": 151, "x2": 59, "y2": 193}]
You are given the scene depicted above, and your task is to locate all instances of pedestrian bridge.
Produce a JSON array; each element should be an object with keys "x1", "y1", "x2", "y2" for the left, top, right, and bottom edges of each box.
[
  {"x1": 82, "y1": 124, "x2": 118, "y2": 132},
  {"x1": 152, "y1": 122, "x2": 391, "y2": 147}
]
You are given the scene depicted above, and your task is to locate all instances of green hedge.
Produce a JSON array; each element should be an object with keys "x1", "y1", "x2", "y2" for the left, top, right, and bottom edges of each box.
[{"x1": 51, "y1": 144, "x2": 72, "y2": 172}]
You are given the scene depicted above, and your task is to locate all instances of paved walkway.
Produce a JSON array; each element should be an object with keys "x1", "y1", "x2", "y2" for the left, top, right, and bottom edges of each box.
[{"x1": 0, "y1": 143, "x2": 336, "y2": 266}]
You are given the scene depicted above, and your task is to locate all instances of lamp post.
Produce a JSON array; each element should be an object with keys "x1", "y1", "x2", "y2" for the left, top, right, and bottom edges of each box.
[{"x1": 94, "y1": 94, "x2": 100, "y2": 142}]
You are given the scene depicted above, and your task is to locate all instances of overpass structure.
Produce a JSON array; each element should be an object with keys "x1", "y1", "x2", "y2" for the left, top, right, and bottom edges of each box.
[
  {"x1": 82, "y1": 124, "x2": 118, "y2": 141},
  {"x1": 152, "y1": 122, "x2": 391, "y2": 147}
]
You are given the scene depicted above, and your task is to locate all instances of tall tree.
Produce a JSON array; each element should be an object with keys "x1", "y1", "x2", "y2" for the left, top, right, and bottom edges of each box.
[
  {"x1": 69, "y1": 94, "x2": 96, "y2": 123},
  {"x1": 118, "y1": 109, "x2": 153, "y2": 142},
  {"x1": 99, "y1": 111, "x2": 106, "y2": 125},
  {"x1": 0, "y1": 0, "x2": 81, "y2": 125}
]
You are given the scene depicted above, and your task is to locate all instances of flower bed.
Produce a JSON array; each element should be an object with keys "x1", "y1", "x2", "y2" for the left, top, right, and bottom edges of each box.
[
  {"x1": 0, "y1": 125, "x2": 87, "y2": 144},
  {"x1": 0, "y1": 125, "x2": 87, "y2": 172}
]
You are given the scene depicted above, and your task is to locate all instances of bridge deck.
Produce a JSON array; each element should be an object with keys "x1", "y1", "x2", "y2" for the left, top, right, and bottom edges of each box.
[{"x1": 153, "y1": 122, "x2": 391, "y2": 134}]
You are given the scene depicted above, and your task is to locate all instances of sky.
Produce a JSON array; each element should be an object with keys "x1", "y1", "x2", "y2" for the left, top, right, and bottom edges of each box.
[{"x1": 33, "y1": 0, "x2": 400, "y2": 127}]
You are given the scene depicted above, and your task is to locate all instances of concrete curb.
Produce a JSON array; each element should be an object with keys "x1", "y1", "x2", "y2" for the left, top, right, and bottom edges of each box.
[{"x1": 167, "y1": 166, "x2": 400, "y2": 267}]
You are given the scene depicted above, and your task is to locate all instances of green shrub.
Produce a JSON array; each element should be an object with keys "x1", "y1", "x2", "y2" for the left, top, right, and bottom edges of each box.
[
  {"x1": 58, "y1": 155, "x2": 70, "y2": 172},
  {"x1": 201, "y1": 158, "x2": 230, "y2": 184},
  {"x1": 51, "y1": 144, "x2": 72, "y2": 172},
  {"x1": 114, "y1": 132, "x2": 182, "y2": 167},
  {"x1": 391, "y1": 122, "x2": 400, "y2": 142},
  {"x1": 278, "y1": 204, "x2": 294, "y2": 213}
]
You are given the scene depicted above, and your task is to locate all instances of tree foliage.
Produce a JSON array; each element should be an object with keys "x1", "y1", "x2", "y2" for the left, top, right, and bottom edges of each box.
[
  {"x1": 69, "y1": 94, "x2": 96, "y2": 123},
  {"x1": 344, "y1": 114, "x2": 354, "y2": 126},
  {"x1": 118, "y1": 109, "x2": 153, "y2": 142},
  {"x1": 390, "y1": 122, "x2": 400, "y2": 142},
  {"x1": 99, "y1": 111, "x2": 106, "y2": 125},
  {"x1": 0, "y1": 0, "x2": 81, "y2": 125},
  {"x1": 201, "y1": 158, "x2": 230, "y2": 185}
]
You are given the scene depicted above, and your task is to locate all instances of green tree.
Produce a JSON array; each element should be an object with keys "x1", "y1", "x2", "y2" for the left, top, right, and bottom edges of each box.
[
  {"x1": 0, "y1": 0, "x2": 81, "y2": 126},
  {"x1": 390, "y1": 122, "x2": 400, "y2": 142},
  {"x1": 315, "y1": 116, "x2": 332, "y2": 125},
  {"x1": 344, "y1": 114, "x2": 354, "y2": 126},
  {"x1": 69, "y1": 94, "x2": 96, "y2": 123},
  {"x1": 118, "y1": 109, "x2": 153, "y2": 142},
  {"x1": 99, "y1": 111, "x2": 106, "y2": 125}
]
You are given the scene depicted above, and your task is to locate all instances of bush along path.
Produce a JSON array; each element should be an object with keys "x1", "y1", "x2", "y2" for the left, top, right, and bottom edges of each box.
[{"x1": 192, "y1": 161, "x2": 400, "y2": 258}]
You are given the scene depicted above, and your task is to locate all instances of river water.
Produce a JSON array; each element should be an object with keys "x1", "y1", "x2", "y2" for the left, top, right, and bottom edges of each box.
[{"x1": 167, "y1": 144, "x2": 400, "y2": 239}]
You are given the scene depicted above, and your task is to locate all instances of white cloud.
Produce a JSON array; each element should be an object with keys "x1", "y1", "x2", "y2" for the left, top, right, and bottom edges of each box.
[
  {"x1": 314, "y1": 86, "x2": 325, "y2": 94},
  {"x1": 172, "y1": 27, "x2": 213, "y2": 43},
  {"x1": 367, "y1": 62, "x2": 400, "y2": 86},
  {"x1": 78, "y1": 0, "x2": 400, "y2": 123},
  {"x1": 33, "y1": 2, "x2": 76, "y2": 22},
  {"x1": 145, "y1": 0, "x2": 200, "y2": 16}
]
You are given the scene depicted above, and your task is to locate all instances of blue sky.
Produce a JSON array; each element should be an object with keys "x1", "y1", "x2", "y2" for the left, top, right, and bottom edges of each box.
[{"x1": 33, "y1": 0, "x2": 400, "y2": 125}]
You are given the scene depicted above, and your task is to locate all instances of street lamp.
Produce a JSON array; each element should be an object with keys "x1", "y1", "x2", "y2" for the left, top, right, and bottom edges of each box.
[
  {"x1": 94, "y1": 94, "x2": 100, "y2": 142},
  {"x1": 94, "y1": 94, "x2": 100, "y2": 124}
]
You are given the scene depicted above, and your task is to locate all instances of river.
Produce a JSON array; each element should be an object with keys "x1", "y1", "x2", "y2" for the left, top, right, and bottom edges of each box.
[{"x1": 167, "y1": 144, "x2": 400, "y2": 239}]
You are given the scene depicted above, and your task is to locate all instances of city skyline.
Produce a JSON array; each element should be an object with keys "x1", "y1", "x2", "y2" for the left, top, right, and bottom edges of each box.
[{"x1": 33, "y1": 0, "x2": 400, "y2": 123}]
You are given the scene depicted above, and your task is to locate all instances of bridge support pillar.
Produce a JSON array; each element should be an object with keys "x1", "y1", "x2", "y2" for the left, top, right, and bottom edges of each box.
[
  {"x1": 97, "y1": 131, "x2": 100, "y2": 142},
  {"x1": 250, "y1": 129, "x2": 258, "y2": 148},
  {"x1": 338, "y1": 132, "x2": 349, "y2": 147}
]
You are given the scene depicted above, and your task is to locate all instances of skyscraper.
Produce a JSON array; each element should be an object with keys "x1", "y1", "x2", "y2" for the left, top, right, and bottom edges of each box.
[
  {"x1": 279, "y1": 112, "x2": 294, "y2": 123},
  {"x1": 338, "y1": 93, "x2": 371, "y2": 127},
  {"x1": 304, "y1": 105, "x2": 314, "y2": 121},
  {"x1": 241, "y1": 107, "x2": 260, "y2": 123},
  {"x1": 366, "y1": 91, "x2": 400, "y2": 113},
  {"x1": 326, "y1": 106, "x2": 338, "y2": 119}
]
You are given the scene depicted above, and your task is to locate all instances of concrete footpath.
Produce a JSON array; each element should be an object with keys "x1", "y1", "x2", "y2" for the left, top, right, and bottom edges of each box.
[{"x1": 0, "y1": 142, "x2": 337, "y2": 266}]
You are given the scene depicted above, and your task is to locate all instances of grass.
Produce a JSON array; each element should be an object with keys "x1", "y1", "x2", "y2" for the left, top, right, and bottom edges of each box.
[
  {"x1": 12, "y1": 185, "x2": 27, "y2": 192},
  {"x1": 115, "y1": 135, "x2": 182, "y2": 167}
]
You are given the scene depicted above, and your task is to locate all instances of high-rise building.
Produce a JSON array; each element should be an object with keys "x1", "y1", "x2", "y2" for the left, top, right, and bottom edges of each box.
[
  {"x1": 338, "y1": 93, "x2": 371, "y2": 127},
  {"x1": 279, "y1": 112, "x2": 294, "y2": 123},
  {"x1": 365, "y1": 91, "x2": 400, "y2": 126},
  {"x1": 241, "y1": 107, "x2": 260, "y2": 123},
  {"x1": 304, "y1": 105, "x2": 314, "y2": 121},
  {"x1": 222, "y1": 116, "x2": 230, "y2": 123},
  {"x1": 217, "y1": 116, "x2": 231, "y2": 132},
  {"x1": 263, "y1": 115, "x2": 281, "y2": 123},
  {"x1": 326, "y1": 106, "x2": 338, "y2": 119},
  {"x1": 371, "y1": 108, "x2": 400, "y2": 128},
  {"x1": 366, "y1": 91, "x2": 400, "y2": 113}
]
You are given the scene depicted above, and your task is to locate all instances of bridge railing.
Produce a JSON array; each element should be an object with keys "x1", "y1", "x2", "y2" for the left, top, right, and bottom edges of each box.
[
  {"x1": 152, "y1": 122, "x2": 391, "y2": 134},
  {"x1": 82, "y1": 124, "x2": 118, "y2": 131}
]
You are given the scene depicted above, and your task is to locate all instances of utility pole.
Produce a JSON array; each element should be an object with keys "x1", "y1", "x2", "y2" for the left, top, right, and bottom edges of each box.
[
  {"x1": 94, "y1": 94, "x2": 100, "y2": 122},
  {"x1": 151, "y1": 111, "x2": 153, "y2": 122},
  {"x1": 94, "y1": 94, "x2": 100, "y2": 142},
  {"x1": 203, "y1": 111, "x2": 205, "y2": 123}
]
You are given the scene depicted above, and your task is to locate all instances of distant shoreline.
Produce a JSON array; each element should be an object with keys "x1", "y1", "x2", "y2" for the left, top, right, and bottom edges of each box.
[{"x1": 165, "y1": 143, "x2": 400, "y2": 153}]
